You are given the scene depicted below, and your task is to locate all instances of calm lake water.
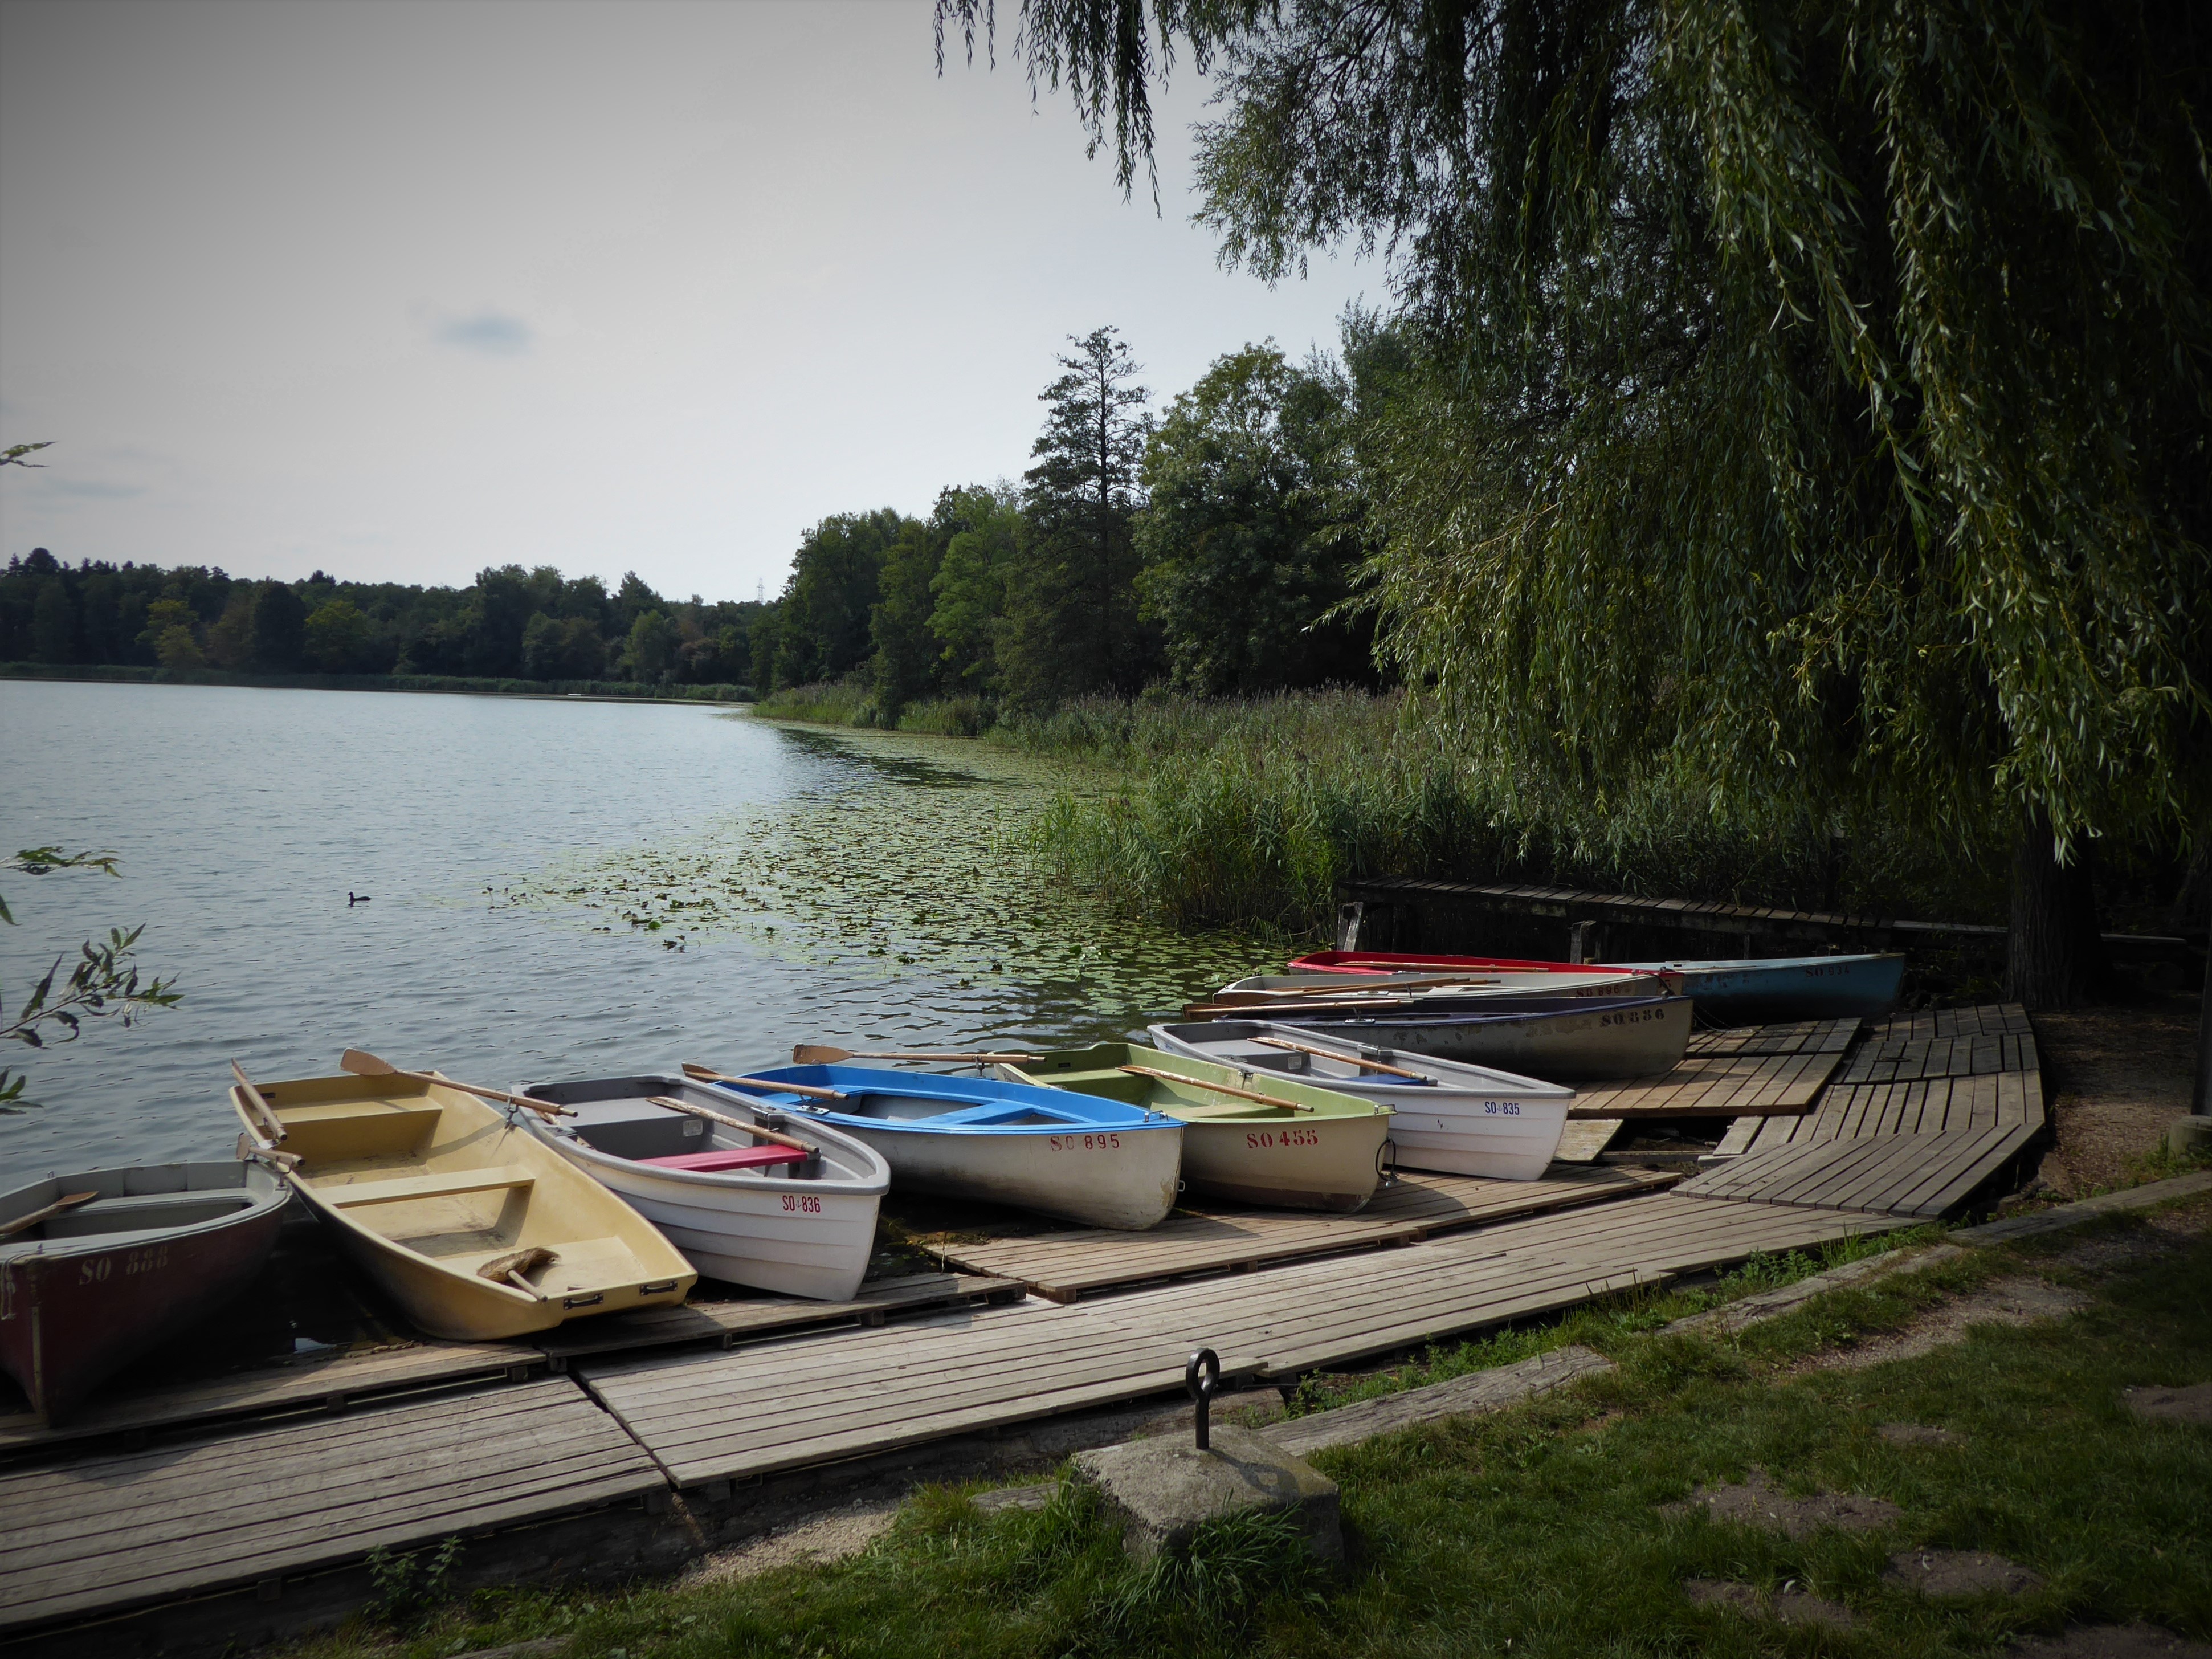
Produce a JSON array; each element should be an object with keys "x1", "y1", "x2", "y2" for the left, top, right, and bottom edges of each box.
[{"x1": 0, "y1": 681, "x2": 1266, "y2": 1184}]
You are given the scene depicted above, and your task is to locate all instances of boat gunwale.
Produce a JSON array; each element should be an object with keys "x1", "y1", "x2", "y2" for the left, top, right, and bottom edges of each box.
[
  {"x1": 0, "y1": 1163, "x2": 289, "y2": 1261},
  {"x1": 1148, "y1": 1021, "x2": 1578, "y2": 1103}
]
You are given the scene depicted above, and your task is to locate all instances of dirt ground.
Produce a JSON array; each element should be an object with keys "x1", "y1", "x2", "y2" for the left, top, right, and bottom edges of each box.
[{"x1": 2029, "y1": 987, "x2": 2203, "y2": 1196}]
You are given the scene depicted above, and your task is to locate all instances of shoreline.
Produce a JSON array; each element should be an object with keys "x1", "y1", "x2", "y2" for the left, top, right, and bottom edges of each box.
[{"x1": 2, "y1": 661, "x2": 752, "y2": 707}]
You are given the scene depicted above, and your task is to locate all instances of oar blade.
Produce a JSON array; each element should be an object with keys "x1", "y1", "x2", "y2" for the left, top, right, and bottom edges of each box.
[
  {"x1": 340, "y1": 1048, "x2": 398, "y2": 1077},
  {"x1": 791, "y1": 1044, "x2": 851, "y2": 1065}
]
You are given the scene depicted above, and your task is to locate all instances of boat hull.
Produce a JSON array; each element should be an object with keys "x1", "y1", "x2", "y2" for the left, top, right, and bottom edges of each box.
[
  {"x1": 1291, "y1": 950, "x2": 1902, "y2": 1024},
  {"x1": 1148, "y1": 1021, "x2": 1574, "y2": 1181},
  {"x1": 234, "y1": 1073, "x2": 696, "y2": 1342},
  {"x1": 999, "y1": 1043, "x2": 1393, "y2": 1213},
  {"x1": 520, "y1": 1076, "x2": 889, "y2": 1302},
  {"x1": 832, "y1": 1118, "x2": 1182, "y2": 1229},
  {"x1": 714, "y1": 1065, "x2": 1185, "y2": 1231},
  {"x1": 1284, "y1": 995, "x2": 1693, "y2": 1083},
  {"x1": 1607, "y1": 955, "x2": 1905, "y2": 1023},
  {"x1": 0, "y1": 1161, "x2": 288, "y2": 1422}
]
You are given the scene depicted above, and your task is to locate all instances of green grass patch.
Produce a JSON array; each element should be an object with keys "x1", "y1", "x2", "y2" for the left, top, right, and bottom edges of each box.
[{"x1": 293, "y1": 1218, "x2": 2209, "y2": 1659}]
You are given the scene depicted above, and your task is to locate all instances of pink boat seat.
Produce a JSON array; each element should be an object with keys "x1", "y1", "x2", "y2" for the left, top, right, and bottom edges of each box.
[{"x1": 638, "y1": 1145, "x2": 804, "y2": 1173}]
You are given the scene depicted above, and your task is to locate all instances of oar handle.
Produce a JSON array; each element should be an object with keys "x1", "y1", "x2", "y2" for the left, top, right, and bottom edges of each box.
[
  {"x1": 1119, "y1": 1064, "x2": 1314, "y2": 1112},
  {"x1": 682, "y1": 1063, "x2": 846, "y2": 1102},
  {"x1": 1250, "y1": 1036, "x2": 1429, "y2": 1081},
  {"x1": 858, "y1": 1051, "x2": 1041, "y2": 1064},
  {"x1": 230, "y1": 1060, "x2": 289, "y2": 1144},
  {"x1": 648, "y1": 1096, "x2": 819, "y2": 1156}
]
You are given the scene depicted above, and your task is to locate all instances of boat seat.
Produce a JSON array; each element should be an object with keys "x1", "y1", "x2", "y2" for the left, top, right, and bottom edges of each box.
[
  {"x1": 639, "y1": 1145, "x2": 803, "y2": 1173},
  {"x1": 321, "y1": 1165, "x2": 536, "y2": 1208}
]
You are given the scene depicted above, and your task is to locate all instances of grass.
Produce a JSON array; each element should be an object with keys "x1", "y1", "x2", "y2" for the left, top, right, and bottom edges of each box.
[
  {"x1": 752, "y1": 684, "x2": 2007, "y2": 936},
  {"x1": 289, "y1": 1212, "x2": 2211, "y2": 1659}
]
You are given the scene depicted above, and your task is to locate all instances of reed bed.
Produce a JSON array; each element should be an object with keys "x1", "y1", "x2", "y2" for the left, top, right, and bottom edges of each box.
[{"x1": 749, "y1": 683, "x2": 2005, "y2": 935}]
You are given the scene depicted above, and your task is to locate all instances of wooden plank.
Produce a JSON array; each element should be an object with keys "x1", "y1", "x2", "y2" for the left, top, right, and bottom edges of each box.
[
  {"x1": 1552, "y1": 1119, "x2": 1625, "y2": 1162},
  {"x1": 0, "y1": 1379, "x2": 662, "y2": 1633},
  {"x1": 0, "y1": 1339, "x2": 536, "y2": 1457},
  {"x1": 532, "y1": 1273, "x2": 1021, "y2": 1363},
  {"x1": 931, "y1": 1166, "x2": 1673, "y2": 1301}
]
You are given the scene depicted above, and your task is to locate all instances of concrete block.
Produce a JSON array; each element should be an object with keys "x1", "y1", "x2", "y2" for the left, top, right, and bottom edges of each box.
[
  {"x1": 2165, "y1": 1116, "x2": 2212, "y2": 1160},
  {"x1": 1072, "y1": 1424, "x2": 1341, "y2": 1563}
]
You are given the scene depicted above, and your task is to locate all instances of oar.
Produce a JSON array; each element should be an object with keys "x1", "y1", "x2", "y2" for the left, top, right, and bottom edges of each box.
[
  {"x1": 1250, "y1": 1036, "x2": 1431, "y2": 1081},
  {"x1": 0, "y1": 1191, "x2": 100, "y2": 1240},
  {"x1": 680, "y1": 1062, "x2": 846, "y2": 1102},
  {"x1": 1183, "y1": 998, "x2": 1389, "y2": 1020},
  {"x1": 648, "y1": 1095, "x2": 819, "y2": 1157},
  {"x1": 792, "y1": 1044, "x2": 1040, "y2": 1065},
  {"x1": 230, "y1": 1059, "x2": 289, "y2": 1144},
  {"x1": 1117, "y1": 1065, "x2": 1314, "y2": 1112},
  {"x1": 339, "y1": 1049, "x2": 575, "y2": 1119},
  {"x1": 1217, "y1": 975, "x2": 1504, "y2": 999}
]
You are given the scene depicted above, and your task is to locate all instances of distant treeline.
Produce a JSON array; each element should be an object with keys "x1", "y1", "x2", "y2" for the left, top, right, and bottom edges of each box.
[
  {"x1": 3, "y1": 317, "x2": 1402, "y2": 714},
  {"x1": 0, "y1": 554, "x2": 764, "y2": 687},
  {"x1": 749, "y1": 320, "x2": 1407, "y2": 726}
]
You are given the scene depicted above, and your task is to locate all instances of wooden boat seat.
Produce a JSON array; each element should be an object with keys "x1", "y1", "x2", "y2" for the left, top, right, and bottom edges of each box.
[
  {"x1": 322, "y1": 1166, "x2": 537, "y2": 1208},
  {"x1": 638, "y1": 1146, "x2": 802, "y2": 1173}
]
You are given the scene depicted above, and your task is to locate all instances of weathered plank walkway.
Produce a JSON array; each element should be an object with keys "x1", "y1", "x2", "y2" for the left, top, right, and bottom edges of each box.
[
  {"x1": 2, "y1": 1007, "x2": 2029, "y2": 1649},
  {"x1": 934, "y1": 1165, "x2": 1675, "y2": 1301},
  {"x1": 0, "y1": 1380, "x2": 662, "y2": 1634},
  {"x1": 1554, "y1": 1019, "x2": 1860, "y2": 1162},
  {"x1": 1683, "y1": 1005, "x2": 2046, "y2": 1217},
  {"x1": 583, "y1": 1191, "x2": 1893, "y2": 1489}
]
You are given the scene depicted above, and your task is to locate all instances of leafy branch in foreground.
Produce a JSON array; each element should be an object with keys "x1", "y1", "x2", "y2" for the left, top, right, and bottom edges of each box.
[{"x1": 1, "y1": 847, "x2": 181, "y2": 1109}]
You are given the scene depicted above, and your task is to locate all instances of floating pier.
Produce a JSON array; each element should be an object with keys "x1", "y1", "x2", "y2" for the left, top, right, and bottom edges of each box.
[{"x1": 0, "y1": 1005, "x2": 2048, "y2": 1657}]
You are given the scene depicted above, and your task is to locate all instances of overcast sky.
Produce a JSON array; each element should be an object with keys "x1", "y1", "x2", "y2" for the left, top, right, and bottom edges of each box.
[{"x1": 0, "y1": 0, "x2": 1369, "y2": 602}]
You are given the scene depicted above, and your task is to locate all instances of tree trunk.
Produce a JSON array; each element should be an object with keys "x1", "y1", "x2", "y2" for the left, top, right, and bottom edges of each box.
[{"x1": 2004, "y1": 806, "x2": 2108, "y2": 1009}]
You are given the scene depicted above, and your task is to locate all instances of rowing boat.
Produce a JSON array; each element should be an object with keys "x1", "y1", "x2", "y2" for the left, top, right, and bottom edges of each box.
[
  {"x1": 0, "y1": 1161, "x2": 288, "y2": 1422},
  {"x1": 1146, "y1": 1021, "x2": 1573, "y2": 1180},
  {"x1": 995, "y1": 1042, "x2": 1393, "y2": 1212},
  {"x1": 697, "y1": 1065, "x2": 1184, "y2": 1230},
  {"x1": 517, "y1": 1074, "x2": 889, "y2": 1301},
  {"x1": 231, "y1": 1070, "x2": 695, "y2": 1340},
  {"x1": 1210, "y1": 968, "x2": 1656, "y2": 1005},
  {"x1": 1278, "y1": 994, "x2": 1694, "y2": 1082},
  {"x1": 1287, "y1": 950, "x2": 1903, "y2": 1022}
]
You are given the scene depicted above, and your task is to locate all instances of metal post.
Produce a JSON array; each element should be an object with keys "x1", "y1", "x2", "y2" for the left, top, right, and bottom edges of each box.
[
  {"x1": 1568, "y1": 920, "x2": 1594, "y2": 964},
  {"x1": 1186, "y1": 1348, "x2": 1221, "y2": 1451}
]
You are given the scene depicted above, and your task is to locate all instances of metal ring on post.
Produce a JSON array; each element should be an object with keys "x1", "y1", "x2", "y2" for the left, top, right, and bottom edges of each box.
[
  {"x1": 1185, "y1": 1347, "x2": 1221, "y2": 1451},
  {"x1": 1376, "y1": 1137, "x2": 1399, "y2": 1187}
]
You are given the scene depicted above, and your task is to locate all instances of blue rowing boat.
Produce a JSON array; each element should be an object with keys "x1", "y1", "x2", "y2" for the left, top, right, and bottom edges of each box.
[{"x1": 692, "y1": 1063, "x2": 1185, "y2": 1230}]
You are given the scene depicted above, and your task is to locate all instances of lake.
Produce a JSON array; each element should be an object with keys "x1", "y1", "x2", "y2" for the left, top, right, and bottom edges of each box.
[{"x1": 0, "y1": 680, "x2": 1265, "y2": 1184}]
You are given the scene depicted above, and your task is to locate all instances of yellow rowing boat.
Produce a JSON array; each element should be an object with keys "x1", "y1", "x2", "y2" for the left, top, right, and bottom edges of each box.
[{"x1": 230, "y1": 1069, "x2": 694, "y2": 1340}]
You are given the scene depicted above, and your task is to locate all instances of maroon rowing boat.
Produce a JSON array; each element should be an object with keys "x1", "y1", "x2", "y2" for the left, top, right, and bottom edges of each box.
[{"x1": 0, "y1": 1161, "x2": 288, "y2": 1422}]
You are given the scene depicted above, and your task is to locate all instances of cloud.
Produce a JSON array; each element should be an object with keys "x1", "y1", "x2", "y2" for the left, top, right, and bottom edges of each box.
[
  {"x1": 40, "y1": 476, "x2": 145, "y2": 499},
  {"x1": 431, "y1": 310, "x2": 533, "y2": 356}
]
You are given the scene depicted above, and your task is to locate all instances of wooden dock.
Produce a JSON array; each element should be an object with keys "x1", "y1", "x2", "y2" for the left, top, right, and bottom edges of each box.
[
  {"x1": 933, "y1": 1165, "x2": 1676, "y2": 1301},
  {"x1": 0, "y1": 1006, "x2": 2043, "y2": 1651},
  {"x1": 1683, "y1": 1006, "x2": 2046, "y2": 1217}
]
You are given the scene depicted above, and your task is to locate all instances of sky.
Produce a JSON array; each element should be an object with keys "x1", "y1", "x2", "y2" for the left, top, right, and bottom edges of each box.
[{"x1": 0, "y1": 0, "x2": 1372, "y2": 602}]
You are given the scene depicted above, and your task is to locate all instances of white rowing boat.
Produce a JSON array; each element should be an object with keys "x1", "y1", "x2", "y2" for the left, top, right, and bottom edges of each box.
[
  {"x1": 1147, "y1": 1021, "x2": 1573, "y2": 1180},
  {"x1": 519, "y1": 1074, "x2": 889, "y2": 1301}
]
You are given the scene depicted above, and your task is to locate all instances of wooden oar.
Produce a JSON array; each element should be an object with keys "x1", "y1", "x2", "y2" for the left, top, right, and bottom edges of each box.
[
  {"x1": 230, "y1": 1059, "x2": 289, "y2": 1144},
  {"x1": 1117, "y1": 1065, "x2": 1314, "y2": 1112},
  {"x1": 680, "y1": 1062, "x2": 846, "y2": 1102},
  {"x1": 792, "y1": 1044, "x2": 1040, "y2": 1065},
  {"x1": 339, "y1": 1049, "x2": 574, "y2": 1119},
  {"x1": 1250, "y1": 1036, "x2": 1430, "y2": 1081},
  {"x1": 1184, "y1": 998, "x2": 1392, "y2": 1020},
  {"x1": 0, "y1": 1191, "x2": 99, "y2": 1240},
  {"x1": 1218, "y1": 975, "x2": 1505, "y2": 998},
  {"x1": 647, "y1": 1095, "x2": 819, "y2": 1156}
]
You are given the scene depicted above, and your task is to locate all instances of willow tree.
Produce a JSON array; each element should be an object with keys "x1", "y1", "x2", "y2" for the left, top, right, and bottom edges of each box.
[{"x1": 941, "y1": 0, "x2": 2211, "y2": 1004}]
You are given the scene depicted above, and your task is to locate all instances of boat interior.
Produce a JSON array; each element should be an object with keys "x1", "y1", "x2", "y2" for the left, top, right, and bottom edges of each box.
[
  {"x1": 834, "y1": 1094, "x2": 1092, "y2": 1128},
  {"x1": 247, "y1": 1074, "x2": 677, "y2": 1295},
  {"x1": 520, "y1": 1078, "x2": 844, "y2": 1177},
  {"x1": 0, "y1": 1165, "x2": 280, "y2": 1256},
  {"x1": 1011, "y1": 1047, "x2": 1331, "y2": 1119}
]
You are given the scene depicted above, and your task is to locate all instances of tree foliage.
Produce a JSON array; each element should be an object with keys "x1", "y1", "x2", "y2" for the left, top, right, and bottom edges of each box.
[
  {"x1": 1137, "y1": 340, "x2": 1372, "y2": 692},
  {"x1": 942, "y1": 0, "x2": 2212, "y2": 994},
  {"x1": 0, "y1": 849, "x2": 179, "y2": 1110},
  {"x1": 1007, "y1": 327, "x2": 1157, "y2": 704}
]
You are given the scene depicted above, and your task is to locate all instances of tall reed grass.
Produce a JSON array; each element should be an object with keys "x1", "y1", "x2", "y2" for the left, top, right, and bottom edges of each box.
[
  {"x1": 751, "y1": 682, "x2": 2005, "y2": 934},
  {"x1": 997, "y1": 692, "x2": 2004, "y2": 934}
]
